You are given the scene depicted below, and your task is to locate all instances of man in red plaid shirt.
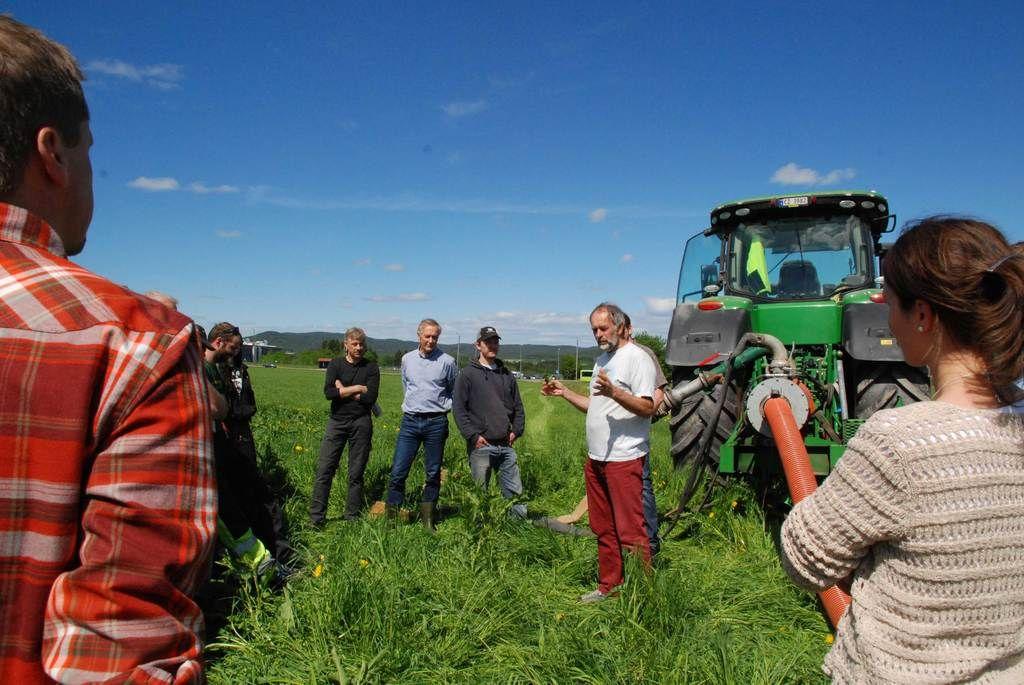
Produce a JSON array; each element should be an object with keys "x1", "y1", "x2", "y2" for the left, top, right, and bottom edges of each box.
[{"x1": 0, "y1": 16, "x2": 217, "y2": 684}]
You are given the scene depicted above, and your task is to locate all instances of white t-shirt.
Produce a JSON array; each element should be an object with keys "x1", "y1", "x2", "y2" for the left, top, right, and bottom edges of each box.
[{"x1": 585, "y1": 341, "x2": 657, "y2": 462}]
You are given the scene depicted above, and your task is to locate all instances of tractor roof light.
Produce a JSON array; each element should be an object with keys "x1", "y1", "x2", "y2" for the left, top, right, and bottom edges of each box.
[
  {"x1": 869, "y1": 292, "x2": 886, "y2": 303},
  {"x1": 698, "y1": 300, "x2": 724, "y2": 311}
]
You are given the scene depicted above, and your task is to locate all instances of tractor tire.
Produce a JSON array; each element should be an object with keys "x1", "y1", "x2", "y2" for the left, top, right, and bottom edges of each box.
[
  {"x1": 852, "y1": 362, "x2": 930, "y2": 418},
  {"x1": 668, "y1": 374, "x2": 742, "y2": 470}
]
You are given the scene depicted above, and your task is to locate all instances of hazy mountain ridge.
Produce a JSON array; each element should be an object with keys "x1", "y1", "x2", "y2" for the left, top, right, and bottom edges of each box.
[{"x1": 250, "y1": 331, "x2": 600, "y2": 361}]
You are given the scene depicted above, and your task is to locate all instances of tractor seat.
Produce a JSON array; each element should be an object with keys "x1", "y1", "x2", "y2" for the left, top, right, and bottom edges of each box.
[{"x1": 778, "y1": 260, "x2": 820, "y2": 296}]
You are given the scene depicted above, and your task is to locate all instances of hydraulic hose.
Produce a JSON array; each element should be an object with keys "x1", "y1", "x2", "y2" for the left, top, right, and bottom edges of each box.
[
  {"x1": 664, "y1": 346, "x2": 769, "y2": 408},
  {"x1": 763, "y1": 396, "x2": 852, "y2": 630}
]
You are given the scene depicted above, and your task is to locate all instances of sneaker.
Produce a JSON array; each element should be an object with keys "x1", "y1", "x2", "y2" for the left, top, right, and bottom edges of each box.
[{"x1": 580, "y1": 588, "x2": 608, "y2": 604}]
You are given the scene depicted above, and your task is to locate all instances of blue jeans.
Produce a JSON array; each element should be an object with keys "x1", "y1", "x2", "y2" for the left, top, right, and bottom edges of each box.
[
  {"x1": 469, "y1": 445, "x2": 528, "y2": 518},
  {"x1": 642, "y1": 456, "x2": 660, "y2": 556},
  {"x1": 387, "y1": 413, "x2": 449, "y2": 506}
]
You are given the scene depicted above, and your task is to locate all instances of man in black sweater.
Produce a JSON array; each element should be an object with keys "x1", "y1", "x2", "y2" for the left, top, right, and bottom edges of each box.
[
  {"x1": 310, "y1": 327, "x2": 380, "y2": 525},
  {"x1": 453, "y1": 326, "x2": 527, "y2": 517}
]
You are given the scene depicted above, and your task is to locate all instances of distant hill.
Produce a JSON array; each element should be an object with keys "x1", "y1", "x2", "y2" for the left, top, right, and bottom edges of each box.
[{"x1": 249, "y1": 331, "x2": 601, "y2": 362}]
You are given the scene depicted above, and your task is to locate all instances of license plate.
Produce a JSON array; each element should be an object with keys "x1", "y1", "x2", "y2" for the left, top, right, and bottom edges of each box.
[{"x1": 776, "y1": 196, "x2": 809, "y2": 208}]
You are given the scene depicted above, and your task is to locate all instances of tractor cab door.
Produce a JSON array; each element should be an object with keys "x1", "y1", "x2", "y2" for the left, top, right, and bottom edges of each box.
[{"x1": 676, "y1": 232, "x2": 722, "y2": 302}]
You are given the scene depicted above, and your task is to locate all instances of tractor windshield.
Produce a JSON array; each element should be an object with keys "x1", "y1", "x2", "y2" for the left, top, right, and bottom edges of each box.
[{"x1": 727, "y1": 215, "x2": 873, "y2": 300}]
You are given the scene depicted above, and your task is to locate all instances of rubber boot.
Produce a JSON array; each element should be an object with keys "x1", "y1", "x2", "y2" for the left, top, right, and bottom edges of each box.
[
  {"x1": 420, "y1": 501, "x2": 436, "y2": 533},
  {"x1": 217, "y1": 519, "x2": 284, "y2": 588}
]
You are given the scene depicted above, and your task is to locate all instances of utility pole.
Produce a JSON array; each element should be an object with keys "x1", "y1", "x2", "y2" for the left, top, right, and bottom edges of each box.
[
  {"x1": 456, "y1": 333, "x2": 461, "y2": 367},
  {"x1": 556, "y1": 346, "x2": 560, "y2": 378},
  {"x1": 519, "y1": 344, "x2": 523, "y2": 375},
  {"x1": 575, "y1": 337, "x2": 579, "y2": 381}
]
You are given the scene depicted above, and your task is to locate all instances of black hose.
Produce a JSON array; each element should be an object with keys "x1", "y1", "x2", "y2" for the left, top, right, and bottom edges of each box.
[{"x1": 664, "y1": 342, "x2": 743, "y2": 535}]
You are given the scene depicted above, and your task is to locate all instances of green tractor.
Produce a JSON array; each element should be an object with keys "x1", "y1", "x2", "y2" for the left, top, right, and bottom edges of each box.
[{"x1": 663, "y1": 190, "x2": 929, "y2": 512}]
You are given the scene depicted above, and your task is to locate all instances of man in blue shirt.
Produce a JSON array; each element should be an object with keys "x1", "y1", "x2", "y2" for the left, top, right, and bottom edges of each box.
[{"x1": 386, "y1": 318, "x2": 458, "y2": 530}]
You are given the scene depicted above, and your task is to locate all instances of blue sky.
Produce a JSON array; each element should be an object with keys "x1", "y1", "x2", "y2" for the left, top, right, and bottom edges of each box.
[{"x1": 8, "y1": 2, "x2": 1023, "y2": 343}]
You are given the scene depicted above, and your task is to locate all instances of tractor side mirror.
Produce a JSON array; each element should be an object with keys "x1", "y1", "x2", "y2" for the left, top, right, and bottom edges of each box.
[{"x1": 700, "y1": 264, "x2": 718, "y2": 289}]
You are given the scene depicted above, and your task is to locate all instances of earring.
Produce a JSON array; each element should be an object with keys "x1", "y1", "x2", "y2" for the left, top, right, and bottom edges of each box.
[{"x1": 916, "y1": 325, "x2": 925, "y2": 332}]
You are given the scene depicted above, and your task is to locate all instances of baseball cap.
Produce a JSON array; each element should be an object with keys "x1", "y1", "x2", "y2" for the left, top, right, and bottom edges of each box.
[{"x1": 477, "y1": 326, "x2": 501, "y2": 341}]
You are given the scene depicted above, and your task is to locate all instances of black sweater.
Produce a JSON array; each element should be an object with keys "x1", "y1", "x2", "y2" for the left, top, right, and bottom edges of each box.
[
  {"x1": 323, "y1": 356, "x2": 380, "y2": 420},
  {"x1": 452, "y1": 359, "x2": 525, "y2": 446}
]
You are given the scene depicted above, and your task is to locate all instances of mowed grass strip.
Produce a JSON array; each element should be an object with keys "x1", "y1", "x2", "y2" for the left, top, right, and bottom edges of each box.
[{"x1": 206, "y1": 366, "x2": 830, "y2": 684}]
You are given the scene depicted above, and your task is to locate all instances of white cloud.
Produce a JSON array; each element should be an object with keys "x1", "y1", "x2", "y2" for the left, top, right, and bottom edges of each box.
[
  {"x1": 128, "y1": 177, "x2": 240, "y2": 194},
  {"x1": 188, "y1": 182, "x2": 239, "y2": 194},
  {"x1": 353, "y1": 258, "x2": 372, "y2": 266},
  {"x1": 770, "y1": 162, "x2": 856, "y2": 187},
  {"x1": 128, "y1": 176, "x2": 179, "y2": 191},
  {"x1": 620, "y1": 253, "x2": 635, "y2": 263},
  {"x1": 644, "y1": 297, "x2": 677, "y2": 315},
  {"x1": 589, "y1": 208, "x2": 608, "y2": 223},
  {"x1": 383, "y1": 263, "x2": 405, "y2": 272},
  {"x1": 244, "y1": 186, "x2": 699, "y2": 220},
  {"x1": 215, "y1": 229, "x2": 242, "y2": 239},
  {"x1": 441, "y1": 100, "x2": 488, "y2": 118},
  {"x1": 366, "y1": 292, "x2": 430, "y2": 302},
  {"x1": 87, "y1": 59, "x2": 183, "y2": 90},
  {"x1": 818, "y1": 168, "x2": 858, "y2": 185}
]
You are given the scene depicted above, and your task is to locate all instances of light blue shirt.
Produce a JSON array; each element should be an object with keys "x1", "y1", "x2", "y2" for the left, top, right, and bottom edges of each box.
[{"x1": 400, "y1": 348, "x2": 457, "y2": 413}]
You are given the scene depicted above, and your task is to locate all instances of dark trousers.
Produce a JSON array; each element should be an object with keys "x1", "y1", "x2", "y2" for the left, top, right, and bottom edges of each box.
[
  {"x1": 229, "y1": 426, "x2": 294, "y2": 564},
  {"x1": 310, "y1": 414, "x2": 373, "y2": 523},
  {"x1": 386, "y1": 413, "x2": 449, "y2": 506},
  {"x1": 641, "y1": 456, "x2": 660, "y2": 556},
  {"x1": 215, "y1": 430, "x2": 252, "y2": 540},
  {"x1": 584, "y1": 456, "x2": 651, "y2": 594}
]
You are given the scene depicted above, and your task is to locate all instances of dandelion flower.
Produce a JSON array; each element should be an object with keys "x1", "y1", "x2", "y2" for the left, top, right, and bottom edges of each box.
[
  {"x1": 313, "y1": 564, "x2": 323, "y2": 577},
  {"x1": 555, "y1": 612, "x2": 564, "y2": 622},
  {"x1": 825, "y1": 634, "x2": 834, "y2": 645},
  {"x1": 294, "y1": 445, "x2": 304, "y2": 453},
  {"x1": 731, "y1": 500, "x2": 738, "y2": 509},
  {"x1": 708, "y1": 511, "x2": 715, "y2": 518},
  {"x1": 359, "y1": 558, "x2": 370, "y2": 568}
]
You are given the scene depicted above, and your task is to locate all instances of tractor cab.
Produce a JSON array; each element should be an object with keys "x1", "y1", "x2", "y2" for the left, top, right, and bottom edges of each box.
[{"x1": 677, "y1": 192, "x2": 892, "y2": 304}]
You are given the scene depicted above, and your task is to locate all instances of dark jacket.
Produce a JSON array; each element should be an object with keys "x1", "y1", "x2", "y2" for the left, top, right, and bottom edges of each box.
[
  {"x1": 323, "y1": 356, "x2": 380, "y2": 420},
  {"x1": 453, "y1": 358, "x2": 525, "y2": 447},
  {"x1": 224, "y1": 359, "x2": 258, "y2": 463}
]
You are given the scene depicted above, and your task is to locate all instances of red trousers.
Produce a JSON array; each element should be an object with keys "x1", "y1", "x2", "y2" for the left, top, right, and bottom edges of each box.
[{"x1": 585, "y1": 456, "x2": 651, "y2": 593}]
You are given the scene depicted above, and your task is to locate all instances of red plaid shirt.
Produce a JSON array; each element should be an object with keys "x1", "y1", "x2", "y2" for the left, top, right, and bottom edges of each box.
[{"x1": 0, "y1": 203, "x2": 216, "y2": 683}]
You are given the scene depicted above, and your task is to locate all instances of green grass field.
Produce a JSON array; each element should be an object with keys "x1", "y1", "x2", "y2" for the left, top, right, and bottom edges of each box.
[{"x1": 206, "y1": 366, "x2": 831, "y2": 684}]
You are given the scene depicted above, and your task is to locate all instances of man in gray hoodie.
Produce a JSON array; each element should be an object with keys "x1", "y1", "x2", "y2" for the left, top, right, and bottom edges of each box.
[{"x1": 453, "y1": 326, "x2": 527, "y2": 517}]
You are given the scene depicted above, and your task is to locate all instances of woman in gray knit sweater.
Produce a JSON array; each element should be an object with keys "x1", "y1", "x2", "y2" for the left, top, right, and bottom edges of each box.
[{"x1": 781, "y1": 217, "x2": 1024, "y2": 684}]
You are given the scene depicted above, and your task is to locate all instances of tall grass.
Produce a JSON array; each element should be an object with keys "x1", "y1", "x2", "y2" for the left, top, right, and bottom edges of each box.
[{"x1": 206, "y1": 367, "x2": 830, "y2": 684}]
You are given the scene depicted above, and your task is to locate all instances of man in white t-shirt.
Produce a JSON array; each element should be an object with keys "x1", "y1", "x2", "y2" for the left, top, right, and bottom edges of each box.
[{"x1": 542, "y1": 302, "x2": 657, "y2": 602}]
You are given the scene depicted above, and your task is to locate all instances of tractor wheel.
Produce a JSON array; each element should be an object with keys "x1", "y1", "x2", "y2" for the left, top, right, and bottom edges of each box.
[
  {"x1": 852, "y1": 362, "x2": 930, "y2": 418},
  {"x1": 668, "y1": 374, "x2": 742, "y2": 470}
]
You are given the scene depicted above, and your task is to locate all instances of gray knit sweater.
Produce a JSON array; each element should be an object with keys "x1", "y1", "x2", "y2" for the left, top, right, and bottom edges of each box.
[{"x1": 781, "y1": 401, "x2": 1024, "y2": 684}]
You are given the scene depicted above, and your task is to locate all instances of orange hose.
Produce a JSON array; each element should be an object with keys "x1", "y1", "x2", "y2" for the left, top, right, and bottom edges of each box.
[{"x1": 764, "y1": 396, "x2": 852, "y2": 629}]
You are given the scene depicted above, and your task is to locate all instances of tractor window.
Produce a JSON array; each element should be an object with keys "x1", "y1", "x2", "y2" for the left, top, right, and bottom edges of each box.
[
  {"x1": 677, "y1": 232, "x2": 721, "y2": 303},
  {"x1": 729, "y1": 215, "x2": 872, "y2": 300}
]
